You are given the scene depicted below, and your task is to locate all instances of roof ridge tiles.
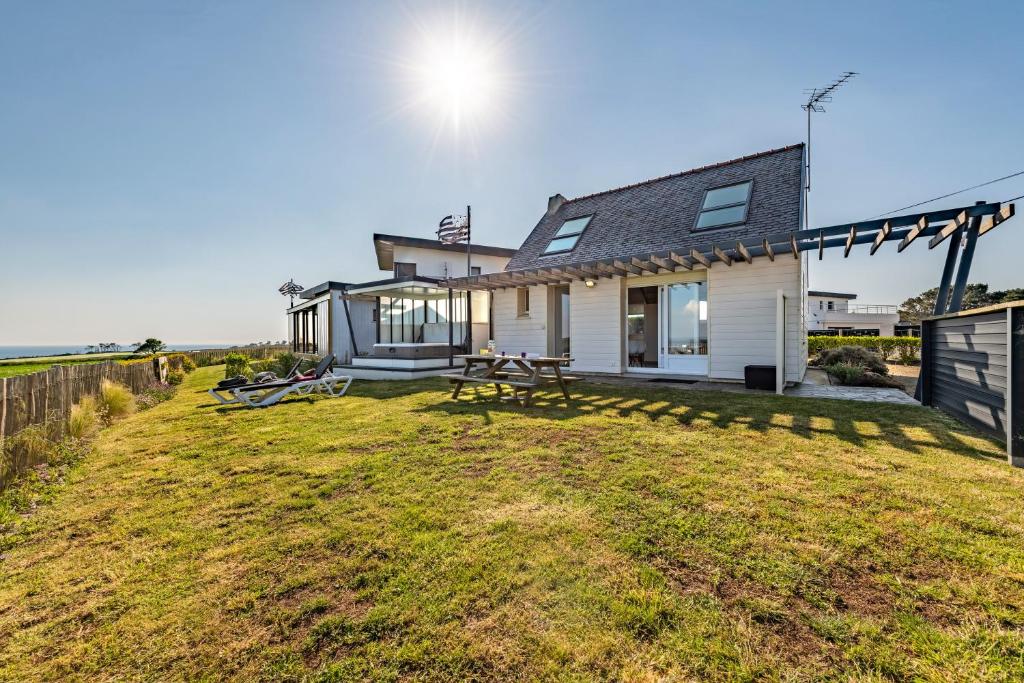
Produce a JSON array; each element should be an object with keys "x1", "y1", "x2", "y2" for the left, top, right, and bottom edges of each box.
[{"x1": 565, "y1": 143, "x2": 804, "y2": 204}]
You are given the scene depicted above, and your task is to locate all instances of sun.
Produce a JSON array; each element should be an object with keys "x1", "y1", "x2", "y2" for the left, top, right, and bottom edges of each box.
[
  {"x1": 398, "y1": 10, "x2": 511, "y2": 139},
  {"x1": 415, "y1": 41, "x2": 496, "y2": 132}
]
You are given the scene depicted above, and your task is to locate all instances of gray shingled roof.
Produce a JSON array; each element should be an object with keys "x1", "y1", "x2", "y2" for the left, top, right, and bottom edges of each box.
[{"x1": 505, "y1": 144, "x2": 804, "y2": 271}]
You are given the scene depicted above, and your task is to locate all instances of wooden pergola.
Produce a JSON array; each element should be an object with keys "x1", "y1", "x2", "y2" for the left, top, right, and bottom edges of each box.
[{"x1": 444, "y1": 200, "x2": 1015, "y2": 317}]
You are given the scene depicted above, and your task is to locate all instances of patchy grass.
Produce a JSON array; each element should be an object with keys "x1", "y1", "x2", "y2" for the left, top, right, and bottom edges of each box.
[
  {"x1": 0, "y1": 366, "x2": 1021, "y2": 680},
  {"x1": 0, "y1": 358, "x2": 123, "y2": 378}
]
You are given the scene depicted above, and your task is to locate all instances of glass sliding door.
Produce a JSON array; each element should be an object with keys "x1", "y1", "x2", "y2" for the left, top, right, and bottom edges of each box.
[
  {"x1": 662, "y1": 282, "x2": 708, "y2": 374},
  {"x1": 625, "y1": 279, "x2": 708, "y2": 375}
]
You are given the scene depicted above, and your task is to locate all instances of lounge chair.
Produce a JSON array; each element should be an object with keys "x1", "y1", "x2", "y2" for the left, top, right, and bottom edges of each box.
[
  {"x1": 208, "y1": 357, "x2": 306, "y2": 404},
  {"x1": 208, "y1": 355, "x2": 352, "y2": 408}
]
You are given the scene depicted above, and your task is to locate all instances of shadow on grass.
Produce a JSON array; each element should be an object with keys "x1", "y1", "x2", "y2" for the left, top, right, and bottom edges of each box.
[{"x1": 410, "y1": 380, "x2": 1004, "y2": 462}]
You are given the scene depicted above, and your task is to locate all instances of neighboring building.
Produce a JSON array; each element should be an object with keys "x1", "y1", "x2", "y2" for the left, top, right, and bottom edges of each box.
[
  {"x1": 286, "y1": 233, "x2": 516, "y2": 378},
  {"x1": 449, "y1": 144, "x2": 810, "y2": 384},
  {"x1": 806, "y1": 290, "x2": 900, "y2": 336}
]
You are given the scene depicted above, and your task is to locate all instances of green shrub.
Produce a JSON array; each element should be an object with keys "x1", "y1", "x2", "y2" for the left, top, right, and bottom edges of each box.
[
  {"x1": 824, "y1": 363, "x2": 864, "y2": 386},
  {"x1": 273, "y1": 352, "x2": 302, "y2": 377},
  {"x1": 166, "y1": 368, "x2": 185, "y2": 385},
  {"x1": 179, "y1": 355, "x2": 197, "y2": 372},
  {"x1": 137, "y1": 383, "x2": 176, "y2": 410},
  {"x1": 68, "y1": 396, "x2": 101, "y2": 440},
  {"x1": 807, "y1": 335, "x2": 920, "y2": 361},
  {"x1": 815, "y1": 346, "x2": 888, "y2": 375},
  {"x1": 223, "y1": 352, "x2": 252, "y2": 380},
  {"x1": 98, "y1": 380, "x2": 136, "y2": 421},
  {"x1": 247, "y1": 359, "x2": 275, "y2": 376},
  {"x1": 856, "y1": 372, "x2": 905, "y2": 389},
  {"x1": 895, "y1": 341, "x2": 919, "y2": 364},
  {"x1": 1, "y1": 425, "x2": 56, "y2": 482}
]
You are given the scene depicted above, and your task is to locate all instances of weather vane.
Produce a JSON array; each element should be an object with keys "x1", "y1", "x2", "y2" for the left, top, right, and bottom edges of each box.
[{"x1": 278, "y1": 278, "x2": 304, "y2": 306}]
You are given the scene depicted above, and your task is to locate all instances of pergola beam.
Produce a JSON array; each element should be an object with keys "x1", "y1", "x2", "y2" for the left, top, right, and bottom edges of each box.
[
  {"x1": 630, "y1": 257, "x2": 660, "y2": 274},
  {"x1": 597, "y1": 261, "x2": 627, "y2": 277},
  {"x1": 439, "y1": 202, "x2": 1013, "y2": 291},
  {"x1": 689, "y1": 249, "x2": 711, "y2": 268},
  {"x1": 735, "y1": 241, "x2": 753, "y2": 264},
  {"x1": 897, "y1": 215, "x2": 928, "y2": 253},
  {"x1": 614, "y1": 259, "x2": 643, "y2": 276},
  {"x1": 978, "y1": 203, "x2": 1015, "y2": 236},
  {"x1": 779, "y1": 202, "x2": 1002, "y2": 244},
  {"x1": 928, "y1": 210, "x2": 968, "y2": 249},
  {"x1": 668, "y1": 251, "x2": 693, "y2": 269},
  {"x1": 649, "y1": 254, "x2": 675, "y2": 271}
]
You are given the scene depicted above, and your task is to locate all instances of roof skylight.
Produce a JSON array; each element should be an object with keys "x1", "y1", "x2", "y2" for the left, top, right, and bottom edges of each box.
[
  {"x1": 695, "y1": 181, "x2": 752, "y2": 229},
  {"x1": 543, "y1": 215, "x2": 592, "y2": 254}
]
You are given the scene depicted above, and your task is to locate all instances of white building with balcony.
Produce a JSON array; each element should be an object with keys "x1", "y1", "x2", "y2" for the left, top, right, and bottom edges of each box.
[{"x1": 807, "y1": 291, "x2": 900, "y2": 336}]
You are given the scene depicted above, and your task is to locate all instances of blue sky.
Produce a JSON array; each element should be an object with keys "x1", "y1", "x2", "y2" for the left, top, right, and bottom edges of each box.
[{"x1": 2, "y1": 0, "x2": 1022, "y2": 344}]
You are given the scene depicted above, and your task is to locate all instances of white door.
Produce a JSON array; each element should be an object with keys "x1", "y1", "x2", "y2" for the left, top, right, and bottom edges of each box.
[{"x1": 660, "y1": 282, "x2": 709, "y2": 375}]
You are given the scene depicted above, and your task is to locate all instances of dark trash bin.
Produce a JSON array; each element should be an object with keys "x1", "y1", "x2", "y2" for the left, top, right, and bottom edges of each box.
[{"x1": 744, "y1": 365, "x2": 776, "y2": 391}]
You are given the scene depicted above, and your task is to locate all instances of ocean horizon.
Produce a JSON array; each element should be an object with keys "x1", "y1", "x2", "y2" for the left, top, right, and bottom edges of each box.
[{"x1": 0, "y1": 344, "x2": 246, "y2": 360}]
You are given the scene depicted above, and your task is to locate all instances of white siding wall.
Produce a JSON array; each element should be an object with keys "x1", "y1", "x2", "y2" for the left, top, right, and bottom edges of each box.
[
  {"x1": 390, "y1": 246, "x2": 510, "y2": 279},
  {"x1": 489, "y1": 259, "x2": 807, "y2": 381},
  {"x1": 708, "y1": 257, "x2": 803, "y2": 382},
  {"x1": 568, "y1": 278, "x2": 623, "y2": 373},
  {"x1": 492, "y1": 285, "x2": 548, "y2": 356}
]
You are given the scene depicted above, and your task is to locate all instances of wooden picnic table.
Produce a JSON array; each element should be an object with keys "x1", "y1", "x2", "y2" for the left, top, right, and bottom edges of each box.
[{"x1": 444, "y1": 354, "x2": 576, "y2": 406}]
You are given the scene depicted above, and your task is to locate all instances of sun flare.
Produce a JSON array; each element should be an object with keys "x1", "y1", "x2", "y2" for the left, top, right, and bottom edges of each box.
[
  {"x1": 399, "y1": 11, "x2": 511, "y2": 139},
  {"x1": 416, "y1": 43, "x2": 496, "y2": 131}
]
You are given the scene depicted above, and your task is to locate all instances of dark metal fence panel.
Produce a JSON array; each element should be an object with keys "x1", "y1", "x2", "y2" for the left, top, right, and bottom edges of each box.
[
  {"x1": 1011, "y1": 308, "x2": 1023, "y2": 467},
  {"x1": 928, "y1": 311, "x2": 1007, "y2": 438},
  {"x1": 923, "y1": 302, "x2": 1023, "y2": 466}
]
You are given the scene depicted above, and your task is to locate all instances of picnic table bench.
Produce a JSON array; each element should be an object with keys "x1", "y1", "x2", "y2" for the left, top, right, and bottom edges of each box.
[{"x1": 443, "y1": 354, "x2": 577, "y2": 406}]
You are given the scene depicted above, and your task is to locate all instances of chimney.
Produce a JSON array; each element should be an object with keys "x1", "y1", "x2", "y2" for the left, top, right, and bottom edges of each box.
[{"x1": 547, "y1": 193, "x2": 566, "y2": 216}]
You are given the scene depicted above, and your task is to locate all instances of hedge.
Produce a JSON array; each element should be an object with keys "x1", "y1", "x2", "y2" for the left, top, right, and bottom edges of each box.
[{"x1": 807, "y1": 335, "x2": 920, "y2": 362}]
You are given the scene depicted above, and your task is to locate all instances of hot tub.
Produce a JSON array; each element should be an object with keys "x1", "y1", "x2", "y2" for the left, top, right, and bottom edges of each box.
[{"x1": 371, "y1": 343, "x2": 453, "y2": 360}]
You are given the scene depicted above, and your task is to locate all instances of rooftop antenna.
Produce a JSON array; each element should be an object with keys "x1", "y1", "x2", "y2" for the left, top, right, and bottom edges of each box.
[{"x1": 801, "y1": 71, "x2": 857, "y2": 229}]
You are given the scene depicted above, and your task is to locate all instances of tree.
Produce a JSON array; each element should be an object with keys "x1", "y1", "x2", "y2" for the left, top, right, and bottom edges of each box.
[
  {"x1": 991, "y1": 288, "x2": 1024, "y2": 304},
  {"x1": 134, "y1": 338, "x2": 166, "y2": 354},
  {"x1": 898, "y1": 283, "x2": 1012, "y2": 324}
]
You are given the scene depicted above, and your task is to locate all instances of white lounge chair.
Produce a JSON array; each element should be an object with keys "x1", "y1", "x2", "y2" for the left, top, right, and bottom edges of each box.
[
  {"x1": 231, "y1": 370, "x2": 353, "y2": 408},
  {"x1": 208, "y1": 355, "x2": 352, "y2": 408}
]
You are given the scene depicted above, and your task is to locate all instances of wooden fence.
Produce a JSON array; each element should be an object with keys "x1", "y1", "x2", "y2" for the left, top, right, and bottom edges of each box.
[
  {"x1": 185, "y1": 344, "x2": 290, "y2": 366},
  {"x1": 0, "y1": 359, "x2": 162, "y2": 442}
]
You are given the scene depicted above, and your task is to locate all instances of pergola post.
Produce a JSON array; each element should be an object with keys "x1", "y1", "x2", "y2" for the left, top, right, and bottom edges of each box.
[
  {"x1": 932, "y1": 226, "x2": 963, "y2": 316},
  {"x1": 447, "y1": 288, "x2": 454, "y2": 367},
  {"x1": 948, "y1": 201, "x2": 986, "y2": 312}
]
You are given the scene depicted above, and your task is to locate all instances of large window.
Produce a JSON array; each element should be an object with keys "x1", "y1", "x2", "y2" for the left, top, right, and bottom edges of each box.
[
  {"x1": 695, "y1": 181, "x2": 752, "y2": 229},
  {"x1": 543, "y1": 215, "x2": 592, "y2": 254}
]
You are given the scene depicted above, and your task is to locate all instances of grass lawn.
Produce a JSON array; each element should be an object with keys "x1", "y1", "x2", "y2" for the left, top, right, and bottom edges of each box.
[
  {"x1": 1, "y1": 366, "x2": 1022, "y2": 680},
  {"x1": 0, "y1": 354, "x2": 135, "y2": 378}
]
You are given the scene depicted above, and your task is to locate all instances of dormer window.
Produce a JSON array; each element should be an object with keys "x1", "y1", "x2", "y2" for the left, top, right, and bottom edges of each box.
[
  {"x1": 543, "y1": 215, "x2": 592, "y2": 255},
  {"x1": 695, "y1": 181, "x2": 752, "y2": 229}
]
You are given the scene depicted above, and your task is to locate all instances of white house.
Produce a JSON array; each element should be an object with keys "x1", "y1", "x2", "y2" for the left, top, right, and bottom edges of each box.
[
  {"x1": 446, "y1": 144, "x2": 810, "y2": 385},
  {"x1": 806, "y1": 290, "x2": 900, "y2": 336},
  {"x1": 286, "y1": 233, "x2": 516, "y2": 378}
]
